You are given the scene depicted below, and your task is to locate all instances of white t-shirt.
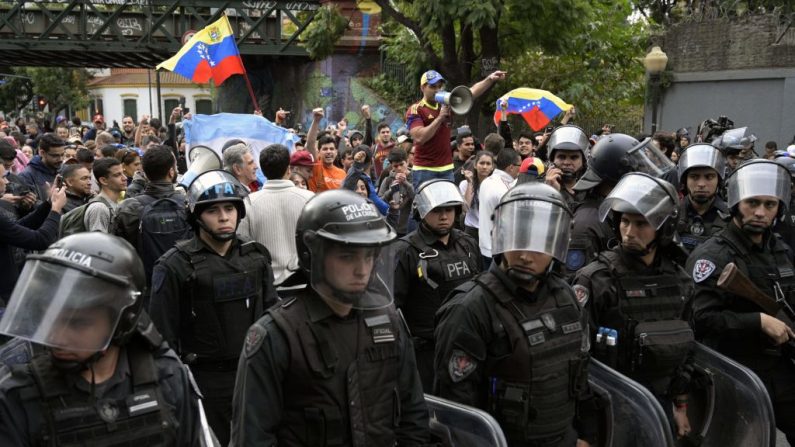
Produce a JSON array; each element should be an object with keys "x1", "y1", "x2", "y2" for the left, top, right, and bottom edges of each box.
[{"x1": 478, "y1": 169, "x2": 515, "y2": 257}]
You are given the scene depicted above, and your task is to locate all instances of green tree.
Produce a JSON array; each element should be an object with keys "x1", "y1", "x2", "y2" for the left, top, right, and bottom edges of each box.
[
  {"x1": 633, "y1": 0, "x2": 794, "y2": 25},
  {"x1": 0, "y1": 67, "x2": 90, "y2": 119}
]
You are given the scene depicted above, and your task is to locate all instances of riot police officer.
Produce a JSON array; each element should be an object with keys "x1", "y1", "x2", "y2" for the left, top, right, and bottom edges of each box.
[
  {"x1": 573, "y1": 173, "x2": 695, "y2": 439},
  {"x1": 544, "y1": 124, "x2": 589, "y2": 206},
  {"x1": 676, "y1": 144, "x2": 730, "y2": 253},
  {"x1": 566, "y1": 133, "x2": 675, "y2": 274},
  {"x1": 712, "y1": 126, "x2": 757, "y2": 175},
  {"x1": 0, "y1": 233, "x2": 203, "y2": 445},
  {"x1": 149, "y1": 169, "x2": 278, "y2": 446},
  {"x1": 393, "y1": 179, "x2": 481, "y2": 391},
  {"x1": 230, "y1": 189, "x2": 431, "y2": 446},
  {"x1": 687, "y1": 159, "x2": 795, "y2": 443},
  {"x1": 773, "y1": 155, "x2": 795, "y2": 259},
  {"x1": 434, "y1": 183, "x2": 598, "y2": 447}
]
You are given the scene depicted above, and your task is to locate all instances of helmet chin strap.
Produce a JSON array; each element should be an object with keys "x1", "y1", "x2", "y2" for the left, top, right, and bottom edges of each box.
[
  {"x1": 197, "y1": 218, "x2": 238, "y2": 242},
  {"x1": 691, "y1": 193, "x2": 714, "y2": 204},
  {"x1": 50, "y1": 350, "x2": 104, "y2": 374},
  {"x1": 503, "y1": 260, "x2": 553, "y2": 287},
  {"x1": 741, "y1": 223, "x2": 767, "y2": 234},
  {"x1": 621, "y1": 238, "x2": 658, "y2": 256},
  {"x1": 421, "y1": 221, "x2": 450, "y2": 237}
]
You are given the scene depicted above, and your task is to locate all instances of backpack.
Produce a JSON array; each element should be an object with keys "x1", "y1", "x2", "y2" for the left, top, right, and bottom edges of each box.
[
  {"x1": 136, "y1": 195, "x2": 192, "y2": 280},
  {"x1": 58, "y1": 196, "x2": 112, "y2": 237}
]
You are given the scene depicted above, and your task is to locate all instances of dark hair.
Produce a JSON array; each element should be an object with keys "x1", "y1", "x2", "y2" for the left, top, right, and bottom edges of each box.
[
  {"x1": 468, "y1": 151, "x2": 495, "y2": 210},
  {"x1": 0, "y1": 139, "x2": 15, "y2": 160},
  {"x1": 149, "y1": 117, "x2": 162, "y2": 130},
  {"x1": 72, "y1": 116, "x2": 82, "y2": 127},
  {"x1": 652, "y1": 132, "x2": 676, "y2": 156},
  {"x1": 100, "y1": 145, "x2": 118, "y2": 158},
  {"x1": 765, "y1": 141, "x2": 778, "y2": 151},
  {"x1": 60, "y1": 163, "x2": 88, "y2": 181},
  {"x1": 377, "y1": 122, "x2": 390, "y2": 132},
  {"x1": 38, "y1": 133, "x2": 66, "y2": 153},
  {"x1": 483, "y1": 133, "x2": 505, "y2": 155},
  {"x1": 142, "y1": 145, "x2": 175, "y2": 181},
  {"x1": 259, "y1": 144, "x2": 290, "y2": 179},
  {"x1": 10, "y1": 131, "x2": 24, "y2": 148},
  {"x1": 335, "y1": 146, "x2": 353, "y2": 169},
  {"x1": 352, "y1": 144, "x2": 372, "y2": 165},
  {"x1": 495, "y1": 148, "x2": 520, "y2": 170},
  {"x1": 318, "y1": 135, "x2": 336, "y2": 148},
  {"x1": 76, "y1": 148, "x2": 95, "y2": 164},
  {"x1": 93, "y1": 157, "x2": 121, "y2": 182},
  {"x1": 115, "y1": 148, "x2": 139, "y2": 165},
  {"x1": 388, "y1": 147, "x2": 407, "y2": 164},
  {"x1": 518, "y1": 131, "x2": 535, "y2": 142}
]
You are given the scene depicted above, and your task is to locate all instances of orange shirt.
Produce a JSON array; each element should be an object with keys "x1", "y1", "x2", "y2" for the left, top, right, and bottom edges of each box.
[{"x1": 308, "y1": 162, "x2": 346, "y2": 193}]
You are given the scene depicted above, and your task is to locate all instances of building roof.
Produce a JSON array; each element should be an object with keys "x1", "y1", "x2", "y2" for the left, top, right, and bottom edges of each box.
[{"x1": 87, "y1": 68, "x2": 208, "y2": 88}]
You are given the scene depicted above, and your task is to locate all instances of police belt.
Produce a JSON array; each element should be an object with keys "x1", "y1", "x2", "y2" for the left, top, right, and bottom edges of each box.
[{"x1": 184, "y1": 355, "x2": 239, "y2": 372}]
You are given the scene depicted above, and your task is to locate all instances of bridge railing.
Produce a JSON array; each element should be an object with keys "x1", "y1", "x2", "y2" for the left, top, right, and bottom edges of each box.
[{"x1": 0, "y1": 0, "x2": 322, "y2": 65}]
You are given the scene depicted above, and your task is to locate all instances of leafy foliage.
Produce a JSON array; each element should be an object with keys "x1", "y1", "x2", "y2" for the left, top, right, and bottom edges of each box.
[
  {"x1": 301, "y1": 5, "x2": 350, "y2": 60},
  {"x1": 0, "y1": 67, "x2": 90, "y2": 119},
  {"x1": 633, "y1": 0, "x2": 795, "y2": 25}
]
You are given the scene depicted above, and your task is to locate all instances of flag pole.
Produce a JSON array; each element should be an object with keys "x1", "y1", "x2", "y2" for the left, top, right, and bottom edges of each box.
[{"x1": 241, "y1": 72, "x2": 260, "y2": 113}]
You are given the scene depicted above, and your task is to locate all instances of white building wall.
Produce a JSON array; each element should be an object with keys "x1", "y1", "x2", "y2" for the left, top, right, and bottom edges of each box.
[{"x1": 88, "y1": 85, "x2": 213, "y2": 124}]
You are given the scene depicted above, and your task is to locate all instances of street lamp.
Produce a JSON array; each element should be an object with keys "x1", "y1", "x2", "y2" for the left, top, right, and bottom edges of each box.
[{"x1": 643, "y1": 46, "x2": 668, "y2": 134}]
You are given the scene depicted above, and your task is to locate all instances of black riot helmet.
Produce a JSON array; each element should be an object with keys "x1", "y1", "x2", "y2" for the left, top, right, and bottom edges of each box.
[
  {"x1": 599, "y1": 173, "x2": 680, "y2": 252},
  {"x1": 187, "y1": 169, "x2": 249, "y2": 241},
  {"x1": 0, "y1": 233, "x2": 146, "y2": 355},
  {"x1": 296, "y1": 189, "x2": 398, "y2": 309},
  {"x1": 713, "y1": 127, "x2": 757, "y2": 156},
  {"x1": 573, "y1": 133, "x2": 674, "y2": 191}
]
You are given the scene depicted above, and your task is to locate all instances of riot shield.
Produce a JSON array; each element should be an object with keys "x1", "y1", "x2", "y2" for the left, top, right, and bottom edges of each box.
[
  {"x1": 588, "y1": 359, "x2": 675, "y2": 447},
  {"x1": 686, "y1": 343, "x2": 775, "y2": 447},
  {"x1": 424, "y1": 394, "x2": 508, "y2": 447}
]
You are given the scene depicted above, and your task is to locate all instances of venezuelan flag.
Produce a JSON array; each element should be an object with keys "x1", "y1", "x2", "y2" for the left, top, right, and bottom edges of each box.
[
  {"x1": 493, "y1": 88, "x2": 572, "y2": 131},
  {"x1": 157, "y1": 15, "x2": 246, "y2": 85}
]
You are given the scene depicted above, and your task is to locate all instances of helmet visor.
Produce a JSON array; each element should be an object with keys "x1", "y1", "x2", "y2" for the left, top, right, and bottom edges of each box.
[
  {"x1": 0, "y1": 260, "x2": 136, "y2": 352},
  {"x1": 628, "y1": 139, "x2": 675, "y2": 178},
  {"x1": 548, "y1": 126, "x2": 588, "y2": 153},
  {"x1": 308, "y1": 238, "x2": 396, "y2": 310},
  {"x1": 727, "y1": 162, "x2": 791, "y2": 209},
  {"x1": 678, "y1": 144, "x2": 725, "y2": 181},
  {"x1": 415, "y1": 181, "x2": 464, "y2": 220},
  {"x1": 188, "y1": 170, "x2": 248, "y2": 211},
  {"x1": 598, "y1": 174, "x2": 677, "y2": 230},
  {"x1": 492, "y1": 200, "x2": 571, "y2": 261},
  {"x1": 719, "y1": 127, "x2": 756, "y2": 150}
]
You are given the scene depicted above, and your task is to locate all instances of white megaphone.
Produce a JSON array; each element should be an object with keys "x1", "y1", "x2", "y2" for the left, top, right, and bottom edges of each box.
[
  {"x1": 179, "y1": 145, "x2": 223, "y2": 188},
  {"x1": 434, "y1": 85, "x2": 473, "y2": 115}
]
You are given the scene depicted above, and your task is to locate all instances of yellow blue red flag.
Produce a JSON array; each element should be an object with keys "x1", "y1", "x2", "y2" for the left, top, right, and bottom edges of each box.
[
  {"x1": 494, "y1": 88, "x2": 572, "y2": 131},
  {"x1": 156, "y1": 15, "x2": 245, "y2": 85}
]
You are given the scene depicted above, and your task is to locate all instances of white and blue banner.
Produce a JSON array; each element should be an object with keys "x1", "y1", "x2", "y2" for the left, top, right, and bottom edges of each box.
[{"x1": 183, "y1": 113, "x2": 300, "y2": 185}]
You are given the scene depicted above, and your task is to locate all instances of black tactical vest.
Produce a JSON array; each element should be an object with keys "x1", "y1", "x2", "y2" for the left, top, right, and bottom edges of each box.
[
  {"x1": 269, "y1": 294, "x2": 403, "y2": 447},
  {"x1": 20, "y1": 344, "x2": 177, "y2": 447},
  {"x1": 677, "y1": 198, "x2": 729, "y2": 252},
  {"x1": 714, "y1": 229, "x2": 795, "y2": 366},
  {"x1": 774, "y1": 198, "x2": 795, "y2": 263},
  {"x1": 402, "y1": 229, "x2": 480, "y2": 339},
  {"x1": 592, "y1": 250, "x2": 692, "y2": 394},
  {"x1": 177, "y1": 240, "x2": 268, "y2": 363},
  {"x1": 477, "y1": 272, "x2": 588, "y2": 443}
]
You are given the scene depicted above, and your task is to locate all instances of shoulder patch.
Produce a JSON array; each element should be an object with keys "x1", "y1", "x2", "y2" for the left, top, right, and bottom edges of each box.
[
  {"x1": 572, "y1": 284, "x2": 590, "y2": 307},
  {"x1": 692, "y1": 259, "x2": 717, "y2": 283},
  {"x1": 244, "y1": 324, "x2": 267, "y2": 358},
  {"x1": 566, "y1": 249, "x2": 586, "y2": 271},
  {"x1": 448, "y1": 349, "x2": 477, "y2": 383},
  {"x1": 151, "y1": 267, "x2": 167, "y2": 293}
]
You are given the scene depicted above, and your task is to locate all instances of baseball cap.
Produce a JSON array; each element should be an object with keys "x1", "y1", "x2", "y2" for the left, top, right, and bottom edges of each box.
[
  {"x1": 290, "y1": 150, "x2": 315, "y2": 167},
  {"x1": 420, "y1": 70, "x2": 445, "y2": 86},
  {"x1": 93, "y1": 114, "x2": 104, "y2": 124},
  {"x1": 519, "y1": 157, "x2": 545, "y2": 177}
]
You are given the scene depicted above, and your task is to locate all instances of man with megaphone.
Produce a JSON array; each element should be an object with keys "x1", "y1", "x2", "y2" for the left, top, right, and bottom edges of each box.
[{"x1": 406, "y1": 69, "x2": 506, "y2": 192}]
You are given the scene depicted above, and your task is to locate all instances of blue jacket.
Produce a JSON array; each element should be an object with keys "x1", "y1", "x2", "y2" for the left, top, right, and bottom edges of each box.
[{"x1": 17, "y1": 156, "x2": 57, "y2": 200}]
